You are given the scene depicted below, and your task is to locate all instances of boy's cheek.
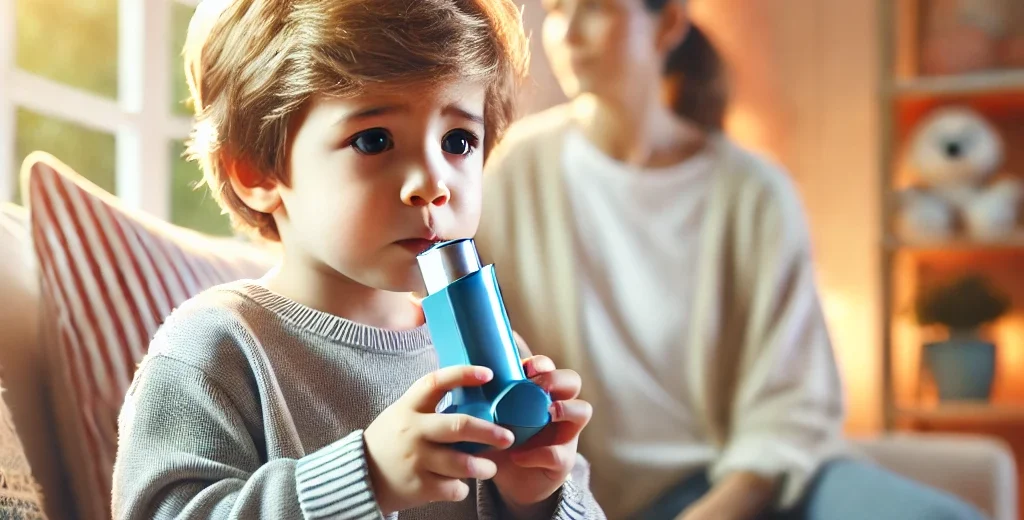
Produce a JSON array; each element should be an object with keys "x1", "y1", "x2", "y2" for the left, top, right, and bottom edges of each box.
[{"x1": 440, "y1": 191, "x2": 483, "y2": 237}]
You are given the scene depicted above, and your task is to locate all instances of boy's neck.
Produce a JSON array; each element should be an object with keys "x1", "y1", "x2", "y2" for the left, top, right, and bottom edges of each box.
[{"x1": 262, "y1": 257, "x2": 424, "y2": 331}]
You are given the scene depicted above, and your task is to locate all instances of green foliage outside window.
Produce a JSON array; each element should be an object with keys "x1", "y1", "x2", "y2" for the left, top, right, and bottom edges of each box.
[{"x1": 12, "y1": 0, "x2": 231, "y2": 236}]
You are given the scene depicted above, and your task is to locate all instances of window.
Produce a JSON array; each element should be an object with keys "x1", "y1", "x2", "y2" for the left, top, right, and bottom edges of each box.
[{"x1": 2, "y1": 0, "x2": 232, "y2": 236}]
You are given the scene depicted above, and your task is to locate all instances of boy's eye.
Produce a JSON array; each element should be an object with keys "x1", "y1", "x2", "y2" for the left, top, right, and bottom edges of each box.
[
  {"x1": 441, "y1": 129, "x2": 479, "y2": 156},
  {"x1": 351, "y1": 129, "x2": 394, "y2": 155}
]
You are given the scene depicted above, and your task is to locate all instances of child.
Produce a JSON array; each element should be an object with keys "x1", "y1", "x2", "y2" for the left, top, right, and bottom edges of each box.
[{"x1": 111, "y1": 0, "x2": 604, "y2": 519}]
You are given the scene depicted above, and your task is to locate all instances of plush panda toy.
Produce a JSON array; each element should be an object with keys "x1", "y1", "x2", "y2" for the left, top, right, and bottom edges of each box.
[{"x1": 897, "y1": 106, "x2": 1022, "y2": 242}]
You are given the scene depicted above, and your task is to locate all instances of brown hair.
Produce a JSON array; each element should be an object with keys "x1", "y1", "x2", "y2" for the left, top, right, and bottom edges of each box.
[
  {"x1": 642, "y1": 0, "x2": 727, "y2": 131},
  {"x1": 183, "y1": 0, "x2": 530, "y2": 240},
  {"x1": 663, "y1": 25, "x2": 727, "y2": 132}
]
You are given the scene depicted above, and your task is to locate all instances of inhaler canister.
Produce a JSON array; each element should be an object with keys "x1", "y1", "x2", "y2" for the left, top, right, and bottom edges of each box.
[{"x1": 417, "y1": 239, "x2": 551, "y2": 453}]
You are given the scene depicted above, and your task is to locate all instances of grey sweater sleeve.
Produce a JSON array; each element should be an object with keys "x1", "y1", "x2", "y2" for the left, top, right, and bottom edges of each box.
[
  {"x1": 551, "y1": 455, "x2": 607, "y2": 520},
  {"x1": 112, "y1": 355, "x2": 385, "y2": 520}
]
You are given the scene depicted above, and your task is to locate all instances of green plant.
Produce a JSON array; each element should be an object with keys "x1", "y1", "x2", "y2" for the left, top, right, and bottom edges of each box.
[{"x1": 915, "y1": 273, "x2": 1011, "y2": 331}]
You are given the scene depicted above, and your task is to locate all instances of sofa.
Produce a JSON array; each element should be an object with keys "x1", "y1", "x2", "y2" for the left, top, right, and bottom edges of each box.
[{"x1": 0, "y1": 152, "x2": 1018, "y2": 519}]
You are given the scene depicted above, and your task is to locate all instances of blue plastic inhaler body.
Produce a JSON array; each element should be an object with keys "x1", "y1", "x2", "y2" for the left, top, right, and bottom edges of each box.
[{"x1": 417, "y1": 238, "x2": 552, "y2": 454}]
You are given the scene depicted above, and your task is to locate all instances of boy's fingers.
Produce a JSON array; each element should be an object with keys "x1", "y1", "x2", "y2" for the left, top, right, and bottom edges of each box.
[
  {"x1": 523, "y1": 355, "x2": 556, "y2": 378},
  {"x1": 419, "y1": 413, "x2": 515, "y2": 448},
  {"x1": 407, "y1": 366, "x2": 492, "y2": 412},
  {"x1": 421, "y1": 447, "x2": 498, "y2": 480},
  {"x1": 513, "y1": 331, "x2": 534, "y2": 358},
  {"x1": 531, "y1": 369, "x2": 581, "y2": 401},
  {"x1": 504, "y1": 399, "x2": 592, "y2": 454},
  {"x1": 549, "y1": 399, "x2": 593, "y2": 440},
  {"x1": 510, "y1": 445, "x2": 575, "y2": 475},
  {"x1": 422, "y1": 475, "x2": 472, "y2": 504}
]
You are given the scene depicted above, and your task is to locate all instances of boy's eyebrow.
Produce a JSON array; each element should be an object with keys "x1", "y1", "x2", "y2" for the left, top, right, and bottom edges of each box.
[
  {"x1": 342, "y1": 105, "x2": 404, "y2": 122},
  {"x1": 443, "y1": 105, "x2": 484, "y2": 126},
  {"x1": 339, "y1": 104, "x2": 484, "y2": 126}
]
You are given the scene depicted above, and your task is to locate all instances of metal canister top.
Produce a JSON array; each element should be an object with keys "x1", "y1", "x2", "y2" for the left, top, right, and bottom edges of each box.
[{"x1": 416, "y1": 238, "x2": 482, "y2": 296}]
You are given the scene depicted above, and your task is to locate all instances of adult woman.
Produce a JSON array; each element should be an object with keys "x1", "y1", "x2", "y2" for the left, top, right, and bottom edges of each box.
[{"x1": 475, "y1": 0, "x2": 984, "y2": 519}]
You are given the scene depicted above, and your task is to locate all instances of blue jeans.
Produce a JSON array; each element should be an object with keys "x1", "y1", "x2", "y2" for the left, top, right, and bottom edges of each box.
[{"x1": 632, "y1": 459, "x2": 986, "y2": 520}]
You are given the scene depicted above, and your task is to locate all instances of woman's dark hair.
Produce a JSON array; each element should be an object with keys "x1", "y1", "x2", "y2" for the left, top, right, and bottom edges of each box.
[{"x1": 643, "y1": 0, "x2": 727, "y2": 132}]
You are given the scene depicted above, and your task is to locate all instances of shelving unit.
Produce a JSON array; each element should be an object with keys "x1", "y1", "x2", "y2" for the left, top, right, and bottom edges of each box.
[
  {"x1": 886, "y1": 231, "x2": 1024, "y2": 252},
  {"x1": 892, "y1": 69, "x2": 1024, "y2": 98},
  {"x1": 898, "y1": 403, "x2": 1024, "y2": 423},
  {"x1": 879, "y1": 1, "x2": 1024, "y2": 512}
]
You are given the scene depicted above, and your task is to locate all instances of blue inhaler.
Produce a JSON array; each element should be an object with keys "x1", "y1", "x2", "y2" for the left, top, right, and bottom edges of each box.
[{"x1": 417, "y1": 238, "x2": 552, "y2": 454}]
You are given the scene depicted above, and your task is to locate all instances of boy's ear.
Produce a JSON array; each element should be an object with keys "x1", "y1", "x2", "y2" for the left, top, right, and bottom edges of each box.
[
  {"x1": 656, "y1": 0, "x2": 691, "y2": 55},
  {"x1": 224, "y1": 155, "x2": 282, "y2": 214}
]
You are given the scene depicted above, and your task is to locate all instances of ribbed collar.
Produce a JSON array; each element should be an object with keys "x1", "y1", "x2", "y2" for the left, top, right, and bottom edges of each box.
[{"x1": 236, "y1": 281, "x2": 433, "y2": 354}]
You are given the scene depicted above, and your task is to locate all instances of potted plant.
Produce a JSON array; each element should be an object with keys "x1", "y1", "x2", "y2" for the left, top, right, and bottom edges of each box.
[{"x1": 914, "y1": 273, "x2": 1010, "y2": 401}]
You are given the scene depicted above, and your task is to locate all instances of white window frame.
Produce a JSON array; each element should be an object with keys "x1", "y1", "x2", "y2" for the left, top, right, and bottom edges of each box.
[{"x1": 1, "y1": 0, "x2": 199, "y2": 222}]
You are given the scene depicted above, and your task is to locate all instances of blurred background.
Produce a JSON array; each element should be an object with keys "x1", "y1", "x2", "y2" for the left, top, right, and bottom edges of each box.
[{"x1": 3, "y1": 0, "x2": 1024, "y2": 515}]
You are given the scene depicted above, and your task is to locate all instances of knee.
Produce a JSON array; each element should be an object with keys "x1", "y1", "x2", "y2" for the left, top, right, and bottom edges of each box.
[
  {"x1": 919, "y1": 499, "x2": 986, "y2": 520},
  {"x1": 901, "y1": 485, "x2": 986, "y2": 520},
  {"x1": 806, "y1": 460, "x2": 987, "y2": 520}
]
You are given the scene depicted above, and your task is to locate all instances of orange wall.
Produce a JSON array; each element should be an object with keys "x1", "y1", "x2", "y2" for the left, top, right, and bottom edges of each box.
[
  {"x1": 692, "y1": 0, "x2": 883, "y2": 436},
  {"x1": 517, "y1": 0, "x2": 884, "y2": 435}
]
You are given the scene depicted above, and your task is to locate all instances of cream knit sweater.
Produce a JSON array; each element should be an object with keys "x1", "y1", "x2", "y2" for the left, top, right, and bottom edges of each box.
[{"x1": 475, "y1": 105, "x2": 850, "y2": 519}]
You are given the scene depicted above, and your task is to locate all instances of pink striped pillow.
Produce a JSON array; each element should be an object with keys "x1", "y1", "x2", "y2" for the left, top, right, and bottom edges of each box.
[{"x1": 21, "y1": 152, "x2": 277, "y2": 520}]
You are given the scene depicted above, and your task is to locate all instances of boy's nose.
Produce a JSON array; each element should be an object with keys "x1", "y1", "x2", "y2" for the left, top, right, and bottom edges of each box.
[{"x1": 402, "y1": 178, "x2": 450, "y2": 207}]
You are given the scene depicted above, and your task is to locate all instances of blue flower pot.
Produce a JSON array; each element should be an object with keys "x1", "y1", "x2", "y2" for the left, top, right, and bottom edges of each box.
[{"x1": 924, "y1": 338, "x2": 995, "y2": 401}]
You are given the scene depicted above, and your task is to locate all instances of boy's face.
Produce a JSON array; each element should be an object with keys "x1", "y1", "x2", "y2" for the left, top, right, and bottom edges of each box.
[{"x1": 275, "y1": 80, "x2": 488, "y2": 294}]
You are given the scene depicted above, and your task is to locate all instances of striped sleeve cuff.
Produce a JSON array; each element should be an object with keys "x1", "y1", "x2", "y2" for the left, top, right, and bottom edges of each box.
[
  {"x1": 295, "y1": 430, "x2": 385, "y2": 520},
  {"x1": 552, "y1": 479, "x2": 588, "y2": 520}
]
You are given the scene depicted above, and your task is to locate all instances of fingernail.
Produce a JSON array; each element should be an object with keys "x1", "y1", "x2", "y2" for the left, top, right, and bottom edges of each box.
[
  {"x1": 497, "y1": 428, "x2": 514, "y2": 444},
  {"x1": 476, "y1": 368, "x2": 493, "y2": 381},
  {"x1": 550, "y1": 402, "x2": 562, "y2": 420}
]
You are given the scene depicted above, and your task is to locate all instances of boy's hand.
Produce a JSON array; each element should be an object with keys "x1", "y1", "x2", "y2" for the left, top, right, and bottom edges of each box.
[
  {"x1": 365, "y1": 366, "x2": 516, "y2": 515},
  {"x1": 486, "y1": 355, "x2": 593, "y2": 519}
]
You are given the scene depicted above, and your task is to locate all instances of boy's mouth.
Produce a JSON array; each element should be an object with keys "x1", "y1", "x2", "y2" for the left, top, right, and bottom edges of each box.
[{"x1": 395, "y1": 234, "x2": 443, "y2": 255}]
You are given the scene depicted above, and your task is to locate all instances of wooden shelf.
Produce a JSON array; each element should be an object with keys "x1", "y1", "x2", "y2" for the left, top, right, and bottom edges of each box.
[
  {"x1": 892, "y1": 70, "x2": 1024, "y2": 98},
  {"x1": 886, "y1": 232, "x2": 1024, "y2": 253},
  {"x1": 898, "y1": 403, "x2": 1024, "y2": 423}
]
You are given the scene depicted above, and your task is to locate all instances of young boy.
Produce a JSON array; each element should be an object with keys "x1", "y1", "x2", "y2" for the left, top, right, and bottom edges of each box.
[{"x1": 111, "y1": 0, "x2": 605, "y2": 519}]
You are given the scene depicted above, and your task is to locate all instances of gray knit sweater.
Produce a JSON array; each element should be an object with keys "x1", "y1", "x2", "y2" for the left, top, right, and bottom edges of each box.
[{"x1": 112, "y1": 281, "x2": 603, "y2": 520}]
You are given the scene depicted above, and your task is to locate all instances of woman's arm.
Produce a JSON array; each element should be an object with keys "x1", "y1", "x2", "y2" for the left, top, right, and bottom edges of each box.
[
  {"x1": 697, "y1": 167, "x2": 846, "y2": 519},
  {"x1": 677, "y1": 472, "x2": 778, "y2": 520}
]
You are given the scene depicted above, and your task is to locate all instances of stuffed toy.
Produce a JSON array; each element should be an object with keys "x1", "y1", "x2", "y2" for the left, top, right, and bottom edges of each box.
[{"x1": 897, "y1": 106, "x2": 1022, "y2": 242}]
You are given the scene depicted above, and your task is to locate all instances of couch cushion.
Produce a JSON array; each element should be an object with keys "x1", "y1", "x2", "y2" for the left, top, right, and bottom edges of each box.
[
  {"x1": 21, "y1": 152, "x2": 278, "y2": 520},
  {"x1": 854, "y1": 433, "x2": 1018, "y2": 520}
]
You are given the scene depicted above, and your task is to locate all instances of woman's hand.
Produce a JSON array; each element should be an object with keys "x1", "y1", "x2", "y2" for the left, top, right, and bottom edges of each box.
[
  {"x1": 676, "y1": 471, "x2": 779, "y2": 520},
  {"x1": 676, "y1": 497, "x2": 734, "y2": 520}
]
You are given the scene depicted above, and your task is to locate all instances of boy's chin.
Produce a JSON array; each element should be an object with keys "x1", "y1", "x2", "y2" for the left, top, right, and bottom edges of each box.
[{"x1": 374, "y1": 266, "x2": 427, "y2": 296}]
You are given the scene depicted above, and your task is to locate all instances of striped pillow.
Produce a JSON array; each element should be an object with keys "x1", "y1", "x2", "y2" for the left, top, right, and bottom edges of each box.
[{"x1": 21, "y1": 152, "x2": 277, "y2": 520}]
